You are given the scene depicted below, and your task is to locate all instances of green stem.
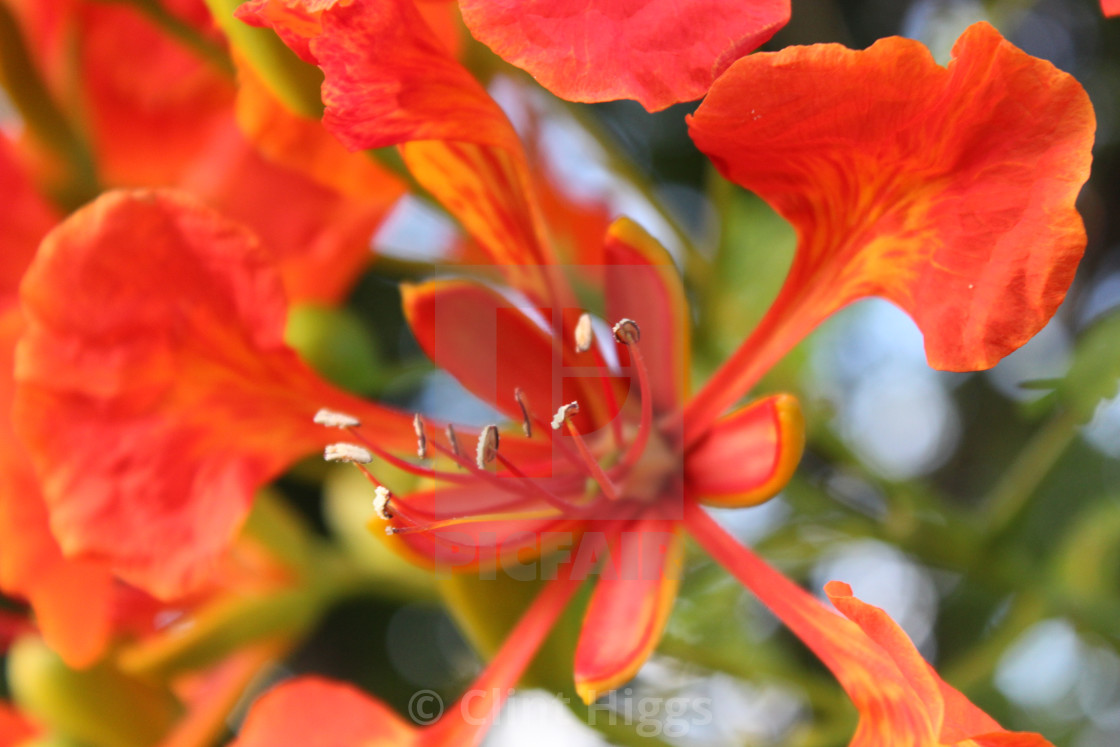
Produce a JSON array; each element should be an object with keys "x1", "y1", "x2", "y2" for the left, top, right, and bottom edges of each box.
[
  {"x1": 0, "y1": 3, "x2": 100, "y2": 209},
  {"x1": 980, "y1": 408, "x2": 1080, "y2": 537}
]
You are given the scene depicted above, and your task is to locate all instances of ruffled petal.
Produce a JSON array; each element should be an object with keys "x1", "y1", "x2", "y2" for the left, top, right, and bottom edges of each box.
[
  {"x1": 232, "y1": 676, "x2": 418, "y2": 747},
  {"x1": 573, "y1": 518, "x2": 683, "y2": 703},
  {"x1": 13, "y1": 190, "x2": 411, "y2": 599},
  {"x1": 684, "y1": 505, "x2": 1058, "y2": 747},
  {"x1": 0, "y1": 310, "x2": 115, "y2": 668},
  {"x1": 686, "y1": 23, "x2": 1093, "y2": 440},
  {"x1": 459, "y1": 0, "x2": 790, "y2": 111},
  {"x1": 603, "y1": 217, "x2": 689, "y2": 412},
  {"x1": 238, "y1": 0, "x2": 556, "y2": 298},
  {"x1": 685, "y1": 393, "x2": 803, "y2": 508},
  {"x1": 401, "y1": 279, "x2": 616, "y2": 431},
  {"x1": 233, "y1": 60, "x2": 406, "y2": 202}
]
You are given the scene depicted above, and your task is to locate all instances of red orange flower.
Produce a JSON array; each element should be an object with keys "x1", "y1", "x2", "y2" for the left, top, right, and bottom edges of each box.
[
  {"x1": 9, "y1": 21, "x2": 1092, "y2": 747},
  {"x1": 1104, "y1": 0, "x2": 1120, "y2": 17},
  {"x1": 238, "y1": 0, "x2": 790, "y2": 112}
]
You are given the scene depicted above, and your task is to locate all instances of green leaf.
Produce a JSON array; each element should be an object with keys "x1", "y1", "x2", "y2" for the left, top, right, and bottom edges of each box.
[{"x1": 1058, "y1": 312, "x2": 1120, "y2": 422}]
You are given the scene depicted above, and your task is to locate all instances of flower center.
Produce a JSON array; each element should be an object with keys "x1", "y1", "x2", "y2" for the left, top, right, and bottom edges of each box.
[{"x1": 316, "y1": 316, "x2": 680, "y2": 540}]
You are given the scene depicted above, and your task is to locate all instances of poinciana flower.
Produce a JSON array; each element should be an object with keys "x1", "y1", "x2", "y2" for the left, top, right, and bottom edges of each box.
[
  {"x1": 10, "y1": 14, "x2": 1091, "y2": 747},
  {"x1": 237, "y1": 0, "x2": 791, "y2": 111}
]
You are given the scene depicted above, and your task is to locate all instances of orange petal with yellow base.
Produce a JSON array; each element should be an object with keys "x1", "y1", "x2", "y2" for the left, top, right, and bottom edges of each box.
[
  {"x1": 574, "y1": 518, "x2": 684, "y2": 704},
  {"x1": 685, "y1": 393, "x2": 804, "y2": 508},
  {"x1": 459, "y1": 0, "x2": 790, "y2": 112},
  {"x1": 603, "y1": 218, "x2": 690, "y2": 412},
  {"x1": 13, "y1": 190, "x2": 412, "y2": 599},
  {"x1": 685, "y1": 22, "x2": 1094, "y2": 442},
  {"x1": 685, "y1": 503, "x2": 1057, "y2": 747}
]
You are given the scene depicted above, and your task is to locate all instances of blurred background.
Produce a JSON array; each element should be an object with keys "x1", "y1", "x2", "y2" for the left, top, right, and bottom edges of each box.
[{"x1": 4, "y1": 0, "x2": 1120, "y2": 745}]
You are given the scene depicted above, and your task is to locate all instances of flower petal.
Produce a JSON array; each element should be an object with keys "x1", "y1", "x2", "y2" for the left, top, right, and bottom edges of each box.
[
  {"x1": 1104, "y1": 0, "x2": 1120, "y2": 17},
  {"x1": 0, "y1": 700, "x2": 39, "y2": 746},
  {"x1": 401, "y1": 279, "x2": 615, "y2": 431},
  {"x1": 76, "y1": 0, "x2": 235, "y2": 185},
  {"x1": 685, "y1": 393, "x2": 804, "y2": 508},
  {"x1": 0, "y1": 310, "x2": 115, "y2": 669},
  {"x1": 232, "y1": 676, "x2": 417, "y2": 747},
  {"x1": 459, "y1": 0, "x2": 790, "y2": 111},
  {"x1": 573, "y1": 518, "x2": 683, "y2": 704},
  {"x1": 13, "y1": 190, "x2": 410, "y2": 599},
  {"x1": 603, "y1": 218, "x2": 689, "y2": 413},
  {"x1": 686, "y1": 23, "x2": 1093, "y2": 440},
  {"x1": 239, "y1": 0, "x2": 557, "y2": 298},
  {"x1": 180, "y1": 122, "x2": 400, "y2": 305}
]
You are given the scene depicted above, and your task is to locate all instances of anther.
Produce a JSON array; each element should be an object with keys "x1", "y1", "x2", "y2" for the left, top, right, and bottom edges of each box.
[
  {"x1": 445, "y1": 424, "x2": 462, "y2": 458},
  {"x1": 514, "y1": 388, "x2": 532, "y2": 438},
  {"x1": 324, "y1": 443, "x2": 373, "y2": 464},
  {"x1": 574, "y1": 313, "x2": 594, "y2": 353},
  {"x1": 612, "y1": 318, "x2": 641, "y2": 345},
  {"x1": 413, "y1": 414, "x2": 428, "y2": 459},
  {"x1": 552, "y1": 402, "x2": 580, "y2": 430},
  {"x1": 372, "y1": 486, "x2": 393, "y2": 520},
  {"x1": 313, "y1": 408, "x2": 360, "y2": 428},
  {"x1": 476, "y1": 425, "x2": 500, "y2": 468}
]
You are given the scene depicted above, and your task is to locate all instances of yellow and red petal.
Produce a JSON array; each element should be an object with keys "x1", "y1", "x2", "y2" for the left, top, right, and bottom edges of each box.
[
  {"x1": 401, "y1": 279, "x2": 616, "y2": 431},
  {"x1": 458, "y1": 0, "x2": 790, "y2": 112},
  {"x1": 232, "y1": 676, "x2": 418, "y2": 747},
  {"x1": 233, "y1": 61, "x2": 405, "y2": 203},
  {"x1": 603, "y1": 218, "x2": 690, "y2": 412},
  {"x1": 13, "y1": 190, "x2": 410, "y2": 599},
  {"x1": 685, "y1": 393, "x2": 804, "y2": 508},
  {"x1": 686, "y1": 23, "x2": 1093, "y2": 440},
  {"x1": 824, "y1": 582, "x2": 1057, "y2": 747},
  {"x1": 573, "y1": 518, "x2": 683, "y2": 704},
  {"x1": 685, "y1": 503, "x2": 1056, "y2": 746}
]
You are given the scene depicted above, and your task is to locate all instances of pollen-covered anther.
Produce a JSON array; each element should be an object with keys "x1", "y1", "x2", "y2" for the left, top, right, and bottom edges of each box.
[
  {"x1": 413, "y1": 414, "x2": 428, "y2": 459},
  {"x1": 313, "y1": 408, "x2": 361, "y2": 428},
  {"x1": 372, "y1": 486, "x2": 393, "y2": 521},
  {"x1": 574, "y1": 312, "x2": 594, "y2": 353},
  {"x1": 476, "y1": 424, "x2": 500, "y2": 468},
  {"x1": 324, "y1": 442, "x2": 373, "y2": 464},
  {"x1": 514, "y1": 387, "x2": 532, "y2": 438},
  {"x1": 551, "y1": 401, "x2": 580, "y2": 430},
  {"x1": 445, "y1": 424, "x2": 462, "y2": 458},
  {"x1": 612, "y1": 318, "x2": 641, "y2": 345}
]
